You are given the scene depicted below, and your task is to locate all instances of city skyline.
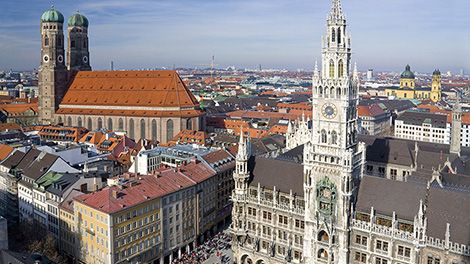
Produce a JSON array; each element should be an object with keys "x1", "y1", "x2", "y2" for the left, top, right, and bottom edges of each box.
[{"x1": 1, "y1": 0, "x2": 469, "y2": 73}]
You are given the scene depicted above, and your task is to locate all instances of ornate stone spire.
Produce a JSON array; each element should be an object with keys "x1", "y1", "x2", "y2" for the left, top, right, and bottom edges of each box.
[
  {"x1": 237, "y1": 126, "x2": 248, "y2": 161},
  {"x1": 353, "y1": 62, "x2": 358, "y2": 80},
  {"x1": 450, "y1": 97, "x2": 462, "y2": 155},
  {"x1": 313, "y1": 60, "x2": 319, "y2": 77},
  {"x1": 329, "y1": 0, "x2": 345, "y2": 21}
]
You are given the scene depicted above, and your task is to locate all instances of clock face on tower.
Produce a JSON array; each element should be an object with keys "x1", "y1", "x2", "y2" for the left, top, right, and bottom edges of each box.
[{"x1": 322, "y1": 103, "x2": 337, "y2": 119}]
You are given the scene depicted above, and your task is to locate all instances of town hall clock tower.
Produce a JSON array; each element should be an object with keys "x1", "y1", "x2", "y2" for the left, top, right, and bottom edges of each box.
[{"x1": 303, "y1": 0, "x2": 365, "y2": 263}]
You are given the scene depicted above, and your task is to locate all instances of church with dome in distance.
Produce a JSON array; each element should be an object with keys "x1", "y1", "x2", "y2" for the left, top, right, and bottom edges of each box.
[
  {"x1": 230, "y1": 1, "x2": 470, "y2": 264},
  {"x1": 38, "y1": 6, "x2": 204, "y2": 144}
]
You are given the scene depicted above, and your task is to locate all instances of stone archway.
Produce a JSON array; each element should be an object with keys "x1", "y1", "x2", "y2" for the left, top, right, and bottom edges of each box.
[
  {"x1": 240, "y1": 254, "x2": 253, "y2": 264},
  {"x1": 255, "y1": 259, "x2": 266, "y2": 264}
]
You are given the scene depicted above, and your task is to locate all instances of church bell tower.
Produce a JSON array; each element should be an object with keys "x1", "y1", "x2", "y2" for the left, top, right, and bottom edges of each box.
[
  {"x1": 38, "y1": 6, "x2": 68, "y2": 125},
  {"x1": 303, "y1": 0, "x2": 365, "y2": 262},
  {"x1": 67, "y1": 11, "x2": 91, "y2": 72}
]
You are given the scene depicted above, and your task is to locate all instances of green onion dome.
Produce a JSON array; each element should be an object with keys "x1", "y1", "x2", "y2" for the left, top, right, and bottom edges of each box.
[
  {"x1": 400, "y1": 64, "x2": 415, "y2": 79},
  {"x1": 68, "y1": 12, "x2": 89, "y2": 27},
  {"x1": 41, "y1": 6, "x2": 64, "y2": 23}
]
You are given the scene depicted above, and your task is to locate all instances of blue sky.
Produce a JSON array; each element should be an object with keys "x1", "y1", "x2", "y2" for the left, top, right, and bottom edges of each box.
[{"x1": 1, "y1": 0, "x2": 469, "y2": 73}]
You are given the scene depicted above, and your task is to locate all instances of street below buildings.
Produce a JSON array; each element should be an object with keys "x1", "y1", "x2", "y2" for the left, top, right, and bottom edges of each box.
[{"x1": 172, "y1": 230, "x2": 233, "y2": 264}]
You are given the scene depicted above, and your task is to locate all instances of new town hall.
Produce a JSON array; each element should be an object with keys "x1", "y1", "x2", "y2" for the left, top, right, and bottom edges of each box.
[
  {"x1": 37, "y1": 7, "x2": 204, "y2": 143},
  {"x1": 231, "y1": 1, "x2": 470, "y2": 264}
]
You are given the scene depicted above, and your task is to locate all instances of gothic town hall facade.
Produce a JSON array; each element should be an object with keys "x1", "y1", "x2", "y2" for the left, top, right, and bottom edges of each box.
[{"x1": 230, "y1": 1, "x2": 470, "y2": 264}]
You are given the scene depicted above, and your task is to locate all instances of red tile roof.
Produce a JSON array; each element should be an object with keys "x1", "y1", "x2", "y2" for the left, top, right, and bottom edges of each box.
[
  {"x1": 75, "y1": 160, "x2": 216, "y2": 214},
  {"x1": 357, "y1": 104, "x2": 386, "y2": 117},
  {"x1": 0, "y1": 144, "x2": 14, "y2": 161},
  {"x1": 0, "y1": 123, "x2": 21, "y2": 131},
  {"x1": 58, "y1": 70, "x2": 204, "y2": 118},
  {"x1": 75, "y1": 173, "x2": 194, "y2": 214}
]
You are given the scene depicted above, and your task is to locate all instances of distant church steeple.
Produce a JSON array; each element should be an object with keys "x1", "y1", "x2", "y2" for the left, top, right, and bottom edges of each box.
[{"x1": 450, "y1": 98, "x2": 462, "y2": 156}]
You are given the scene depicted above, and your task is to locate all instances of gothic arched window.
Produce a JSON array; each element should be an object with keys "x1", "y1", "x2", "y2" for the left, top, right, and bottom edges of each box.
[
  {"x1": 118, "y1": 118, "x2": 124, "y2": 130},
  {"x1": 329, "y1": 60, "x2": 335, "y2": 78},
  {"x1": 166, "y1": 119, "x2": 174, "y2": 142},
  {"x1": 338, "y1": 60, "x2": 344, "y2": 77},
  {"x1": 319, "y1": 87, "x2": 323, "y2": 97},
  {"x1": 97, "y1": 118, "x2": 103, "y2": 129},
  {"x1": 108, "y1": 118, "x2": 113, "y2": 131},
  {"x1": 57, "y1": 116, "x2": 63, "y2": 124},
  {"x1": 337, "y1": 88, "x2": 341, "y2": 98},
  {"x1": 318, "y1": 230, "x2": 329, "y2": 242},
  {"x1": 331, "y1": 131, "x2": 338, "y2": 145},
  {"x1": 77, "y1": 117, "x2": 82, "y2": 127},
  {"x1": 186, "y1": 118, "x2": 192, "y2": 130},
  {"x1": 321, "y1": 129, "x2": 327, "y2": 143},
  {"x1": 44, "y1": 36, "x2": 49, "y2": 47},
  {"x1": 337, "y1": 27, "x2": 341, "y2": 44},
  {"x1": 67, "y1": 117, "x2": 72, "y2": 127},
  {"x1": 140, "y1": 119, "x2": 146, "y2": 139},
  {"x1": 151, "y1": 119, "x2": 157, "y2": 141},
  {"x1": 330, "y1": 87, "x2": 335, "y2": 98},
  {"x1": 331, "y1": 28, "x2": 336, "y2": 42},
  {"x1": 129, "y1": 119, "x2": 135, "y2": 139},
  {"x1": 87, "y1": 118, "x2": 92, "y2": 130}
]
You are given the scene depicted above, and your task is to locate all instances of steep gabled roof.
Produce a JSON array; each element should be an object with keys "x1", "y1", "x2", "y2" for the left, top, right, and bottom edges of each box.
[{"x1": 58, "y1": 70, "x2": 200, "y2": 117}]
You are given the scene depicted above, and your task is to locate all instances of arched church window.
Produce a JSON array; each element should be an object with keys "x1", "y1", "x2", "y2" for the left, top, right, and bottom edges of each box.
[
  {"x1": 318, "y1": 249, "x2": 328, "y2": 260},
  {"x1": 57, "y1": 116, "x2": 63, "y2": 124},
  {"x1": 331, "y1": 28, "x2": 336, "y2": 42},
  {"x1": 187, "y1": 118, "x2": 192, "y2": 130},
  {"x1": 140, "y1": 119, "x2": 146, "y2": 139},
  {"x1": 151, "y1": 119, "x2": 157, "y2": 141},
  {"x1": 337, "y1": 88, "x2": 341, "y2": 98},
  {"x1": 338, "y1": 60, "x2": 344, "y2": 77},
  {"x1": 71, "y1": 40, "x2": 76, "y2": 48},
  {"x1": 329, "y1": 60, "x2": 335, "y2": 78},
  {"x1": 118, "y1": 118, "x2": 124, "y2": 130},
  {"x1": 331, "y1": 131, "x2": 337, "y2": 145},
  {"x1": 318, "y1": 230, "x2": 329, "y2": 242},
  {"x1": 77, "y1": 117, "x2": 82, "y2": 127},
  {"x1": 166, "y1": 119, "x2": 174, "y2": 142},
  {"x1": 84, "y1": 39, "x2": 87, "y2": 48},
  {"x1": 67, "y1": 117, "x2": 72, "y2": 127},
  {"x1": 330, "y1": 87, "x2": 335, "y2": 98},
  {"x1": 321, "y1": 129, "x2": 327, "y2": 143},
  {"x1": 97, "y1": 118, "x2": 103, "y2": 129},
  {"x1": 108, "y1": 118, "x2": 113, "y2": 131},
  {"x1": 319, "y1": 87, "x2": 323, "y2": 97},
  {"x1": 44, "y1": 36, "x2": 49, "y2": 47},
  {"x1": 87, "y1": 118, "x2": 92, "y2": 130},
  {"x1": 129, "y1": 119, "x2": 135, "y2": 139},
  {"x1": 337, "y1": 27, "x2": 341, "y2": 44}
]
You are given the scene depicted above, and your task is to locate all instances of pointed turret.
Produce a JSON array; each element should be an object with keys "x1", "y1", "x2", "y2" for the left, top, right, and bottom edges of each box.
[
  {"x1": 353, "y1": 62, "x2": 358, "y2": 81},
  {"x1": 313, "y1": 60, "x2": 319, "y2": 77},
  {"x1": 236, "y1": 127, "x2": 249, "y2": 161},
  {"x1": 450, "y1": 98, "x2": 462, "y2": 156},
  {"x1": 287, "y1": 120, "x2": 293, "y2": 134},
  {"x1": 328, "y1": 0, "x2": 345, "y2": 21}
]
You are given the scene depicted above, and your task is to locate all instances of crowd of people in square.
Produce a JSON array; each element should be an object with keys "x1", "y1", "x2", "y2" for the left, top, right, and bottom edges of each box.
[{"x1": 172, "y1": 232, "x2": 231, "y2": 263}]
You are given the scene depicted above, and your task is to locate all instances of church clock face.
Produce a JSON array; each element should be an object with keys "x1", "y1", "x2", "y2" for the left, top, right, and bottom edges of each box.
[{"x1": 322, "y1": 103, "x2": 337, "y2": 119}]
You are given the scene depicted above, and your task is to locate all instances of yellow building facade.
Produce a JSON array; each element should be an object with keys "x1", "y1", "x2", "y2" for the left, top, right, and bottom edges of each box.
[
  {"x1": 73, "y1": 193, "x2": 162, "y2": 264},
  {"x1": 385, "y1": 65, "x2": 441, "y2": 102}
]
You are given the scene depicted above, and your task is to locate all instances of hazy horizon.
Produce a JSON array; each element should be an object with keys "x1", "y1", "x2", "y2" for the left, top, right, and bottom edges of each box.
[{"x1": 1, "y1": 0, "x2": 469, "y2": 73}]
